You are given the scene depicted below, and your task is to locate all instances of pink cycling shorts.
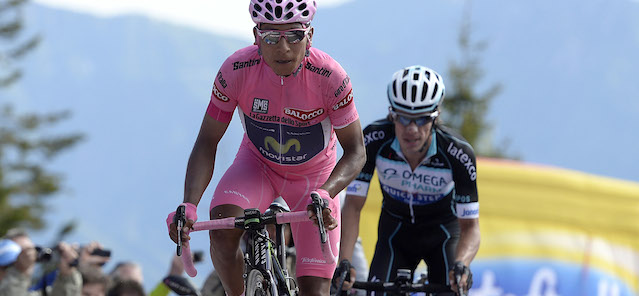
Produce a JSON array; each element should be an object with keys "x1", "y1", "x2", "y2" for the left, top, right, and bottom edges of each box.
[{"x1": 210, "y1": 143, "x2": 341, "y2": 279}]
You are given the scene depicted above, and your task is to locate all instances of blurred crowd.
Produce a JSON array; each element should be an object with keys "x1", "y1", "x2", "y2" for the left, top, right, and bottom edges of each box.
[{"x1": 0, "y1": 228, "x2": 211, "y2": 296}]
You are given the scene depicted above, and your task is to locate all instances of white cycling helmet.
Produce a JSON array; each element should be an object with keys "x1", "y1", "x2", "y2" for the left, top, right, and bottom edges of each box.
[
  {"x1": 387, "y1": 65, "x2": 445, "y2": 115},
  {"x1": 249, "y1": 0, "x2": 317, "y2": 25}
]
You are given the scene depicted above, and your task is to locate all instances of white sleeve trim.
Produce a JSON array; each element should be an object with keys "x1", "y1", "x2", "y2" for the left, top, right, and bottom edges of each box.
[
  {"x1": 456, "y1": 202, "x2": 479, "y2": 219},
  {"x1": 346, "y1": 180, "x2": 370, "y2": 197}
]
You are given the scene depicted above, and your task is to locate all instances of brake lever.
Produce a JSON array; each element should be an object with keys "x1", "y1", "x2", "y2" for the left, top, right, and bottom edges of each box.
[
  {"x1": 453, "y1": 263, "x2": 466, "y2": 296},
  {"x1": 310, "y1": 192, "x2": 327, "y2": 244},
  {"x1": 175, "y1": 205, "x2": 186, "y2": 256}
]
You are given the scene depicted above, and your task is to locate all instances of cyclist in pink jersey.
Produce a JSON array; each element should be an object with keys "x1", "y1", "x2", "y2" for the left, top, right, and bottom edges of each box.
[{"x1": 166, "y1": 1, "x2": 366, "y2": 295}]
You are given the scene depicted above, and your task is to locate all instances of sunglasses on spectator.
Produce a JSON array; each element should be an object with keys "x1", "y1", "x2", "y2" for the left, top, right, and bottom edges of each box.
[
  {"x1": 256, "y1": 27, "x2": 311, "y2": 45},
  {"x1": 390, "y1": 111, "x2": 437, "y2": 127}
]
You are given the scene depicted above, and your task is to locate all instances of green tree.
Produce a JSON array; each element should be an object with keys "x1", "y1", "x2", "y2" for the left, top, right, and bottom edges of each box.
[
  {"x1": 1, "y1": 0, "x2": 83, "y2": 236},
  {"x1": 440, "y1": 1, "x2": 514, "y2": 158},
  {"x1": 1, "y1": 0, "x2": 41, "y2": 87},
  {"x1": 0, "y1": 106, "x2": 84, "y2": 235}
]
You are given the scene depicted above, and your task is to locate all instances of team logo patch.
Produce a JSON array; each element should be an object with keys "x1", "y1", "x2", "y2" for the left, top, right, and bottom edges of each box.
[
  {"x1": 252, "y1": 98, "x2": 269, "y2": 114},
  {"x1": 332, "y1": 89, "x2": 354, "y2": 111},
  {"x1": 212, "y1": 84, "x2": 229, "y2": 102},
  {"x1": 283, "y1": 107, "x2": 324, "y2": 121}
]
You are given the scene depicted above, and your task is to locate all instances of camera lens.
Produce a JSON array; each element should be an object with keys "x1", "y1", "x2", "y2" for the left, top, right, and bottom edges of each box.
[{"x1": 35, "y1": 246, "x2": 53, "y2": 263}]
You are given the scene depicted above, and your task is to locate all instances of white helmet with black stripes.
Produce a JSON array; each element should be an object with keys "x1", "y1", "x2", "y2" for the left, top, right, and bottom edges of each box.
[{"x1": 387, "y1": 65, "x2": 445, "y2": 115}]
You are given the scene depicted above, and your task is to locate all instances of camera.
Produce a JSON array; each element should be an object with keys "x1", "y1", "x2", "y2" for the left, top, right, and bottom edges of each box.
[
  {"x1": 34, "y1": 245, "x2": 111, "y2": 264},
  {"x1": 35, "y1": 246, "x2": 54, "y2": 263},
  {"x1": 193, "y1": 250, "x2": 204, "y2": 263}
]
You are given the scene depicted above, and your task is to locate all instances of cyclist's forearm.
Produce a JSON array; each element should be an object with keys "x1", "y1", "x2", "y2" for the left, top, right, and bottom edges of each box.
[
  {"x1": 339, "y1": 201, "x2": 363, "y2": 261},
  {"x1": 455, "y1": 218, "x2": 481, "y2": 266},
  {"x1": 321, "y1": 154, "x2": 364, "y2": 197},
  {"x1": 323, "y1": 121, "x2": 366, "y2": 197},
  {"x1": 183, "y1": 142, "x2": 217, "y2": 206}
]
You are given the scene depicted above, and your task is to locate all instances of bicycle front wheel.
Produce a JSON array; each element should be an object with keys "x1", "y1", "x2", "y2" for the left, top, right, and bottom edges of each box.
[{"x1": 246, "y1": 269, "x2": 271, "y2": 296}]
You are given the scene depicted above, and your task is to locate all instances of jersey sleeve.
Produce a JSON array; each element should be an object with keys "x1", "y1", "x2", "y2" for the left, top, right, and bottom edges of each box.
[
  {"x1": 324, "y1": 59, "x2": 358, "y2": 129},
  {"x1": 209, "y1": 55, "x2": 240, "y2": 116},
  {"x1": 345, "y1": 120, "x2": 392, "y2": 198},
  {"x1": 445, "y1": 138, "x2": 479, "y2": 219}
]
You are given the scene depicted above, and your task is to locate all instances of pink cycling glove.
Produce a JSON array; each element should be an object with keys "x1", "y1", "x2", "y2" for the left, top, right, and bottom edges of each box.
[
  {"x1": 310, "y1": 189, "x2": 338, "y2": 214},
  {"x1": 166, "y1": 203, "x2": 198, "y2": 233}
]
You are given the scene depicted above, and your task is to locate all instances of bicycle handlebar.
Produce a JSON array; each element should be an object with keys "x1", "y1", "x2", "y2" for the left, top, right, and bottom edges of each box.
[
  {"x1": 351, "y1": 281, "x2": 451, "y2": 294},
  {"x1": 175, "y1": 205, "x2": 335, "y2": 277}
]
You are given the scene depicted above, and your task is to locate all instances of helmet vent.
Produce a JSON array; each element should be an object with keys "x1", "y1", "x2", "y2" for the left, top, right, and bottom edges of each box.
[
  {"x1": 286, "y1": 2, "x2": 294, "y2": 10},
  {"x1": 432, "y1": 84, "x2": 439, "y2": 99},
  {"x1": 299, "y1": 3, "x2": 307, "y2": 10},
  {"x1": 401, "y1": 81, "x2": 408, "y2": 101},
  {"x1": 265, "y1": 3, "x2": 273, "y2": 12},
  {"x1": 276, "y1": 0, "x2": 283, "y2": 3},
  {"x1": 275, "y1": 6, "x2": 283, "y2": 18},
  {"x1": 411, "y1": 85, "x2": 418, "y2": 102},
  {"x1": 402, "y1": 69, "x2": 409, "y2": 78},
  {"x1": 413, "y1": 73, "x2": 419, "y2": 81},
  {"x1": 285, "y1": 12, "x2": 294, "y2": 19},
  {"x1": 265, "y1": 12, "x2": 274, "y2": 21},
  {"x1": 421, "y1": 82, "x2": 428, "y2": 101},
  {"x1": 253, "y1": 4, "x2": 262, "y2": 12},
  {"x1": 302, "y1": 10, "x2": 309, "y2": 16},
  {"x1": 424, "y1": 70, "x2": 431, "y2": 80},
  {"x1": 252, "y1": 11, "x2": 258, "y2": 18},
  {"x1": 392, "y1": 82, "x2": 398, "y2": 98}
]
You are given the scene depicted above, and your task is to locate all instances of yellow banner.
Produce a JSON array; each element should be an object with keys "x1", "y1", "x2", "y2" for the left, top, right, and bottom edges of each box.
[{"x1": 358, "y1": 158, "x2": 639, "y2": 293}]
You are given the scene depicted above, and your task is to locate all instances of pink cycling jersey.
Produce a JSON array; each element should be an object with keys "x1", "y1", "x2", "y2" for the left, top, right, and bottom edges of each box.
[
  {"x1": 209, "y1": 45, "x2": 358, "y2": 175},
  {"x1": 207, "y1": 45, "x2": 358, "y2": 278}
]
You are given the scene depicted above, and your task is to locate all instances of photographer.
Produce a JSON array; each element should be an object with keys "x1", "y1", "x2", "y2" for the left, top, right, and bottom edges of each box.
[
  {"x1": 0, "y1": 228, "x2": 82, "y2": 296},
  {"x1": 0, "y1": 229, "x2": 38, "y2": 295}
]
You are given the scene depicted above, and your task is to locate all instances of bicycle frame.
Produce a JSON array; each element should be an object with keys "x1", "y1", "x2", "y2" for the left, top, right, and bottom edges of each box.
[{"x1": 244, "y1": 206, "x2": 295, "y2": 295}]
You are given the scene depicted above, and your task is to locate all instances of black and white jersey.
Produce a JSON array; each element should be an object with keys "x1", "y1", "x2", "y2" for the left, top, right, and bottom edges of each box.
[{"x1": 346, "y1": 118, "x2": 479, "y2": 224}]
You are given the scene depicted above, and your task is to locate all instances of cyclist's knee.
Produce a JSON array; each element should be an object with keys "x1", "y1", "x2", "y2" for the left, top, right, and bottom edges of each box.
[
  {"x1": 297, "y1": 276, "x2": 330, "y2": 296},
  {"x1": 209, "y1": 228, "x2": 243, "y2": 251},
  {"x1": 210, "y1": 204, "x2": 244, "y2": 220},
  {"x1": 208, "y1": 204, "x2": 245, "y2": 254}
]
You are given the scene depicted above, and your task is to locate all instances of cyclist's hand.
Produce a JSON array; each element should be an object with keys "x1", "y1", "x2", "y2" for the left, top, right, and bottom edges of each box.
[
  {"x1": 167, "y1": 203, "x2": 198, "y2": 244},
  {"x1": 333, "y1": 259, "x2": 356, "y2": 291},
  {"x1": 344, "y1": 267, "x2": 356, "y2": 290},
  {"x1": 449, "y1": 261, "x2": 473, "y2": 296},
  {"x1": 333, "y1": 259, "x2": 357, "y2": 291},
  {"x1": 306, "y1": 189, "x2": 338, "y2": 231}
]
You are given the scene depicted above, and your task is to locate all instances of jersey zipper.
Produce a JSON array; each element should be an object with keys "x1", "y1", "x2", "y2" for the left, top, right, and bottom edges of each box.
[
  {"x1": 279, "y1": 75, "x2": 284, "y2": 165},
  {"x1": 398, "y1": 153, "x2": 434, "y2": 224}
]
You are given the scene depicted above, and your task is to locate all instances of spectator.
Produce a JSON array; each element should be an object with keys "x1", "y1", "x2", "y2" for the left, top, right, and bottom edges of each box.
[
  {"x1": 50, "y1": 241, "x2": 83, "y2": 296},
  {"x1": 107, "y1": 279, "x2": 145, "y2": 296},
  {"x1": 81, "y1": 264, "x2": 110, "y2": 296},
  {"x1": 150, "y1": 253, "x2": 225, "y2": 296},
  {"x1": 0, "y1": 229, "x2": 38, "y2": 295},
  {"x1": 79, "y1": 241, "x2": 111, "y2": 269},
  {"x1": 0, "y1": 239, "x2": 22, "y2": 283},
  {"x1": 109, "y1": 261, "x2": 143, "y2": 286},
  {"x1": 0, "y1": 228, "x2": 82, "y2": 296}
]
